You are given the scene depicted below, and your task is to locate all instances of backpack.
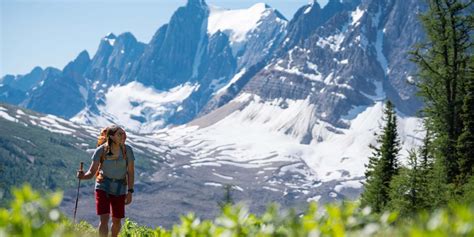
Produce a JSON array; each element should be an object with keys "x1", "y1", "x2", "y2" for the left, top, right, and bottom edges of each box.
[{"x1": 95, "y1": 126, "x2": 128, "y2": 183}]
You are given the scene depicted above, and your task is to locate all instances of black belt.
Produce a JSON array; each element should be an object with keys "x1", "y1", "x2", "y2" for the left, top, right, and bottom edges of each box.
[{"x1": 103, "y1": 176, "x2": 126, "y2": 183}]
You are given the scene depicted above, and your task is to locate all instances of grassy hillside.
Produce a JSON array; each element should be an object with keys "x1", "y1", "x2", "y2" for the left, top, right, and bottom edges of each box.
[
  {"x1": 0, "y1": 116, "x2": 91, "y2": 206},
  {"x1": 0, "y1": 103, "x2": 164, "y2": 207}
]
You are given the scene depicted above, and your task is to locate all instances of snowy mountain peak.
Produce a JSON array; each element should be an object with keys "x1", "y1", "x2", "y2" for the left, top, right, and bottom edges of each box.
[
  {"x1": 208, "y1": 3, "x2": 286, "y2": 44},
  {"x1": 104, "y1": 32, "x2": 116, "y2": 39},
  {"x1": 103, "y1": 33, "x2": 117, "y2": 46},
  {"x1": 251, "y1": 2, "x2": 271, "y2": 10},
  {"x1": 72, "y1": 81, "x2": 198, "y2": 133},
  {"x1": 304, "y1": 1, "x2": 321, "y2": 14}
]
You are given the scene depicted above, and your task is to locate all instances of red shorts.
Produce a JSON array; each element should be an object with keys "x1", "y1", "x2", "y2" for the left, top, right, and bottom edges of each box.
[{"x1": 95, "y1": 189, "x2": 126, "y2": 218}]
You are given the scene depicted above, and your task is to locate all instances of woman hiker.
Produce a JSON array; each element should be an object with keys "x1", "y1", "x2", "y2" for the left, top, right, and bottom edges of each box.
[{"x1": 77, "y1": 125, "x2": 135, "y2": 237}]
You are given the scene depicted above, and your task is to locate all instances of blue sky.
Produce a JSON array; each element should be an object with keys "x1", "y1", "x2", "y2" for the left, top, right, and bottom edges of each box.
[{"x1": 1, "y1": 0, "x2": 328, "y2": 76}]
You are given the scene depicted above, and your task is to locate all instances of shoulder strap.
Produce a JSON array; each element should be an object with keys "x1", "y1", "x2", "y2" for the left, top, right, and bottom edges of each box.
[
  {"x1": 121, "y1": 145, "x2": 129, "y2": 186},
  {"x1": 121, "y1": 144, "x2": 128, "y2": 165},
  {"x1": 95, "y1": 146, "x2": 106, "y2": 179},
  {"x1": 100, "y1": 149, "x2": 105, "y2": 164}
]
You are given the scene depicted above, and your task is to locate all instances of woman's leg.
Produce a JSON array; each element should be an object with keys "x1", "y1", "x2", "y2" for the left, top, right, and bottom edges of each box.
[
  {"x1": 110, "y1": 194, "x2": 126, "y2": 237},
  {"x1": 95, "y1": 190, "x2": 111, "y2": 237},
  {"x1": 111, "y1": 217, "x2": 122, "y2": 237},
  {"x1": 99, "y1": 214, "x2": 109, "y2": 237}
]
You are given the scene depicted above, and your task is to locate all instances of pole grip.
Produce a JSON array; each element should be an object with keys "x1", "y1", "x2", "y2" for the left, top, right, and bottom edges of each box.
[{"x1": 80, "y1": 162, "x2": 84, "y2": 171}]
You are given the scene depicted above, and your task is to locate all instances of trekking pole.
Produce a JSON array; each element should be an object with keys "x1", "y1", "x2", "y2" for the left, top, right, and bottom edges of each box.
[{"x1": 73, "y1": 162, "x2": 83, "y2": 223}]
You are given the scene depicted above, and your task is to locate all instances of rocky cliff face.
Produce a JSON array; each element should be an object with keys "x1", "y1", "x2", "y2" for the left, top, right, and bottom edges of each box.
[
  {"x1": 0, "y1": 67, "x2": 44, "y2": 105},
  {"x1": 86, "y1": 32, "x2": 145, "y2": 87},
  {"x1": 0, "y1": 1, "x2": 289, "y2": 130},
  {"x1": 129, "y1": 0, "x2": 209, "y2": 90},
  {"x1": 1, "y1": 0, "x2": 425, "y2": 133},
  {"x1": 25, "y1": 51, "x2": 90, "y2": 117},
  {"x1": 204, "y1": 0, "x2": 424, "y2": 134}
]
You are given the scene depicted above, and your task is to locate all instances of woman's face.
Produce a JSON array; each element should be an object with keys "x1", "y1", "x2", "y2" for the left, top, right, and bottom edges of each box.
[
  {"x1": 120, "y1": 128, "x2": 127, "y2": 143},
  {"x1": 110, "y1": 129, "x2": 125, "y2": 145}
]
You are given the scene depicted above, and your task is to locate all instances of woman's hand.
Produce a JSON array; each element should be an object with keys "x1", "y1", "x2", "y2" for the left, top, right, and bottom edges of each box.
[
  {"x1": 77, "y1": 170, "x2": 85, "y2": 179},
  {"x1": 77, "y1": 161, "x2": 99, "y2": 180},
  {"x1": 125, "y1": 193, "x2": 132, "y2": 205}
]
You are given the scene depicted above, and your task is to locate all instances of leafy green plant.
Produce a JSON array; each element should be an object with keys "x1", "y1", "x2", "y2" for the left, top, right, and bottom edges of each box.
[
  {"x1": 2, "y1": 184, "x2": 474, "y2": 237},
  {"x1": 0, "y1": 184, "x2": 96, "y2": 237}
]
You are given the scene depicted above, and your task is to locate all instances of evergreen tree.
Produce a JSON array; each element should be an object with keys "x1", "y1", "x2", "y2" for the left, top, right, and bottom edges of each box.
[
  {"x1": 361, "y1": 101, "x2": 401, "y2": 212},
  {"x1": 411, "y1": 0, "x2": 472, "y2": 185},
  {"x1": 217, "y1": 184, "x2": 234, "y2": 209},
  {"x1": 417, "y1": 130, "x2": 438, "y2": 207},
  {"x1": 389, "y1": 149, "x2": 433, "y2": 214},
  {"x1": 419, "y1": 129, "x2": 434, "y2": 173},
  {"x1": 462, "y1": 175, "x2": 474, "y2": 203},
  {"x1": 457, "y1": 56, "x2": 474, "y2": 187}
]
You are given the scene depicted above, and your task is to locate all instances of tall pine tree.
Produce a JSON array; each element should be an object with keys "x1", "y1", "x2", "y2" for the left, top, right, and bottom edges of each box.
[
  {"x1": 411, "y1": 0, "x2": 472, "y2": 185},
  {"x1": 457, "y1": 56, "x2": 474, "y2": 186},
  {"x1": 388, "y1": 152, "x2": 421, "y2": 214},
  {"x1": 389, "y1": 136, "x2": 435, "y2": 214},
  {"x1": 361, "y1": 101, "x2": 401, "y2": 212}
]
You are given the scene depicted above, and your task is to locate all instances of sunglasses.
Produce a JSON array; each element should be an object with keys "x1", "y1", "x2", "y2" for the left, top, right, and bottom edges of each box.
[{"x1": 108, "y1": 128, "x2": 124, "y2": 135}]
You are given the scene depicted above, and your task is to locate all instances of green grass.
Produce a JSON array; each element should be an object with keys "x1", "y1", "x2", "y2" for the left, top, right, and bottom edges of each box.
[
  {"x1": 1, "y1": 185, "x2": 473, "y2": 237},
  {"x1": 0, "y1": 118, "x2": 91, "y2": 207}
]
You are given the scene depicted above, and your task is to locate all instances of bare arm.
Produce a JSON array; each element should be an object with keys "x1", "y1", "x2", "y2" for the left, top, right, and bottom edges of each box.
[
  {"x1": 125, "y1": 159, "x2": 135, "y2": 205},
  {"x1": 127, "y1": 159, "x2": 135, "y2": 190},
  {"x1": 77, "y1": 160, "x2": 99, "y2": 180}
]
